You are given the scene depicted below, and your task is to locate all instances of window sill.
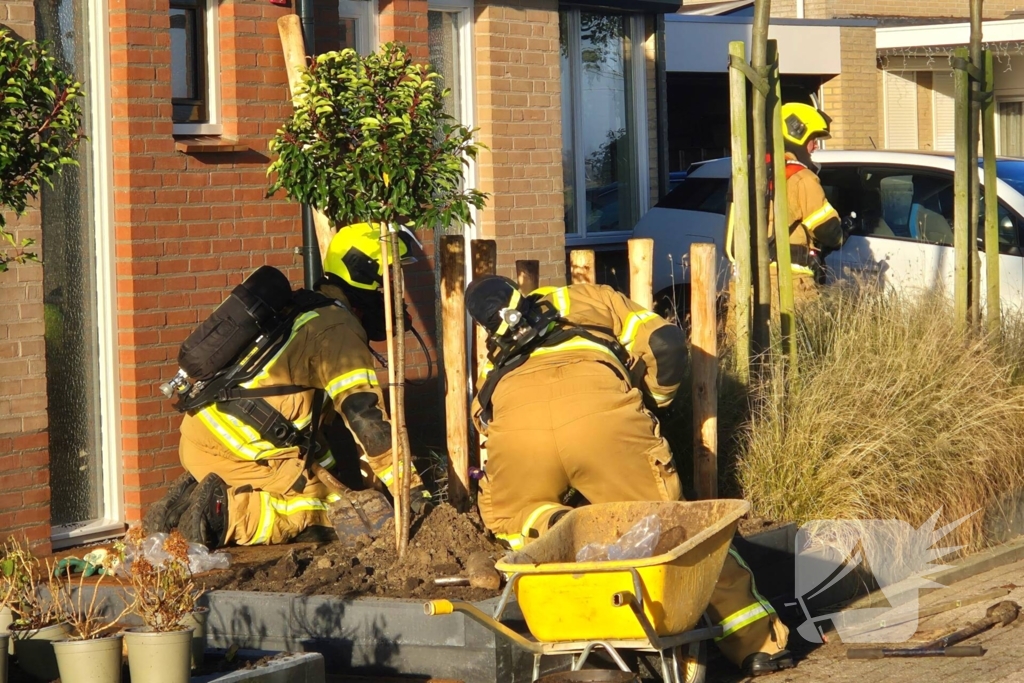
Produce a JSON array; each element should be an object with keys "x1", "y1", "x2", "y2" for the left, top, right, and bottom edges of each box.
[{"x1": 174, "y1": 135, "x2": 250, "y2": 154}]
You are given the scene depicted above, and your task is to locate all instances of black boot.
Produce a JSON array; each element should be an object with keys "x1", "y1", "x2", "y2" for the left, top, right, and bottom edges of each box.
[
  {"x1": 142, "y1": 472, "x2": 198, "y2": 535},
  {"x1": 742, "y1": 650, "x2": 795, "y2": 677},
  {"x1": 178, "y1": 474, "x2": 229, "y2": 549}
]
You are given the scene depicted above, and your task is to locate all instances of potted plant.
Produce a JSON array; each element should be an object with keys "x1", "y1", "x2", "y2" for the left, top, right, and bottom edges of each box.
[
  {"x1": 0, "y1": 539, "x2": 69, "y2": 682},
  {"x1": 49, "y1": 552, "x2": 134, "y2": 683},
  {"x1": 119, "y1": 529, "x2": 199, "y2": 683}
]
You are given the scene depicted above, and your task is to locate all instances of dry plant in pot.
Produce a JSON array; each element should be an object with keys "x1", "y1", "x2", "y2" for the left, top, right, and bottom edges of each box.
[
  {"x1": 0, "y1": 539, "x2": 69, "y2": 682},
  {"x1": 118, "y1": 528, "x2": 200, "y2": 683},
  {"x1": 49, "y1": 553, "x2": 135, "y2": 683}
]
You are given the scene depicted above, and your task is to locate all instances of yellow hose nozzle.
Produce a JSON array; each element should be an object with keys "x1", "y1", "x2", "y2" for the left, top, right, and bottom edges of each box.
[{"x1": 424, "y1": 599, "x2": 454, "y2": 616}]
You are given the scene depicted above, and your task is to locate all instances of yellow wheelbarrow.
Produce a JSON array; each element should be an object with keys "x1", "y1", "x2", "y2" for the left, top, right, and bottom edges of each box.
[{"x1": 425, "y1": 499, "x2": 749, "y2": 683}]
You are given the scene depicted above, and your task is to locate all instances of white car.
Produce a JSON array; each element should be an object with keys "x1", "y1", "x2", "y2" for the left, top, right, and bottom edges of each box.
[{"x1": 632, "y1": 150, "x2": 1024, "y2": 316}]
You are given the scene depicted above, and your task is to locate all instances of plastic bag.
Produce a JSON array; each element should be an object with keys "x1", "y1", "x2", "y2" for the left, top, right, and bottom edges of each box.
[
  {"x1": 575, "y1": 514, "x2": 662, "y2": 563},
  {"x1": 119, "y1": 532, "x2": 231, "y2": 575}
]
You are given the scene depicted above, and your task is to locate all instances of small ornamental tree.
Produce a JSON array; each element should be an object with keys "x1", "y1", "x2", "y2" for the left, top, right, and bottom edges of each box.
[
  {"x1": 268, "y1": 43, "x2": 488, "y2": 555},
  {"x1": 0, "y1": 27, "x2": 85, "y2": 272}
]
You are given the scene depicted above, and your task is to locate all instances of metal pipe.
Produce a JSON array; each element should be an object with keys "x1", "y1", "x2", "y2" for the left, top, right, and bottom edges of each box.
[{"x1": 296, "y1": 0, "x2": 321, "y2": 289}]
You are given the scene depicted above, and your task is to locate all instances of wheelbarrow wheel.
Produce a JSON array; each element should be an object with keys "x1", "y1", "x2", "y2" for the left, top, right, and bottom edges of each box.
[{"x1": 669, "y1": 639, "x2": 706, "y2": 683}]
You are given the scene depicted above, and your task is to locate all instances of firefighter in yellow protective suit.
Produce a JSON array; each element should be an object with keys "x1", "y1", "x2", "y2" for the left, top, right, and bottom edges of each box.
[
  {"x1": 144, "y1": 225, "x2": 429, "y2": 548},
  {"x1": 466, "y1": 276, "x2": 793, "y2": 677},
  {"x1": 769, "y1": 102, "x2": 846, "y2": 297}
]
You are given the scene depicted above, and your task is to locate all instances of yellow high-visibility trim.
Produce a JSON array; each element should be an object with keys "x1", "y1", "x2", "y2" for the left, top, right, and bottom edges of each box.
[
  {"x1": 715, "y1": 602, "x2": 775, "y2": 640},
  {"x1": 317, "y1": 451, "x2": 336, "y2": 470},
  {"x1": 250, "y1": 491, "x2": 276, "y2": 545},
  {"x1": 552, "y1": 287, "x2": 571, "y2": 316},
  {"x1": 521, "y1": 503, "x2": 563, "y2": 537},
  {"x1": 529, "y1": 337, "x2": 626, "y2": 373},
  {"x1": 496, "y1": 532, "x2": 525, "y2": 550},
  {"x1": 649, "y1": 389, "x2": 675, "y2": 408},
  {"x1": 618, "y1": 310, "x2": 659, "y2": 352},
  {"x1": 325, "y1": 368, "x2": 380, "y2": 400},
  {"x1": 376, "y1": 461, "x2": 418, "y2": 488},
  {"x1": 532, "y1": 286, "x2": 558, "y2": 296},
  {"x1": 802, "y1": 201, "x2": 839, "y2": 230},
  {"x1": 241, "y1": 311, "x2": 321, "y2": 389}
]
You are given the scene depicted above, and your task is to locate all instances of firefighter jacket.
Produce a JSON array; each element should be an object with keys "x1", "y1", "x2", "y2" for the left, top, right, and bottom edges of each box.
[
  {"x1": 471, "y1": 283, "x2": 687, "y2": 434},
  {"x1": 769, "y1": 153, "x2": 843, "y2": 272},
  {"x1": 179, "y1": 282, "x2": 404, "y2": 492}
]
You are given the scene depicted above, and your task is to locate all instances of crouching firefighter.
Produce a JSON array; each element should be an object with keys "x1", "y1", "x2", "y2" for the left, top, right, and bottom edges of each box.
[
  {"x1": 466, "y1": 276, "x2": 793, "y2": 677},
  {"x1": 146, "y1": 224, "x2": 431, "y2": 548}
]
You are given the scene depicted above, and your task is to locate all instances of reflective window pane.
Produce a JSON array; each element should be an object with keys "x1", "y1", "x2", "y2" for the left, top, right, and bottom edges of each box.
[
  {"x1": 428, "y1": 11, "x2": 461, "y2": 122},
  {"x1": 560, "y1": 13, "x2": 578, "y2": 234},
  {"x1": 169, "y1": 8, "x2": 197, "y2": 100}
]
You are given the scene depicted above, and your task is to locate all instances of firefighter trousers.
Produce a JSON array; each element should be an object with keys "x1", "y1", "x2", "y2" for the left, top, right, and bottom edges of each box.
[
  {"x1": 476, "y1": 360, "x2": 788, "y2": 666},
  {"x1": 179, "y1": 434, "x2": 332, "y2": 545}
]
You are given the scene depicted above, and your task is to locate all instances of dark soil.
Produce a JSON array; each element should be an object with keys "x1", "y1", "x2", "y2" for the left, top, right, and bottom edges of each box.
[
  {"x1": 737, "y1": 515, "x2": 788, "y2": 536},
  {"x1": 202, "y1": 503, "x2": 506, "y2": 600}
]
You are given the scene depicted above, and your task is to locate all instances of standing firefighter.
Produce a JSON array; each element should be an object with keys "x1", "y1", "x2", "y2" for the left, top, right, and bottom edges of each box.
[
  {"x1": 466, "y1": 276, "x2": 793, "y2": 676},
  {"x1": 146, "y1": 225, "x2": 429, "y2": 548},
  {"x1": 770, "y1": 102, "x2": 845, "y2": 293}
]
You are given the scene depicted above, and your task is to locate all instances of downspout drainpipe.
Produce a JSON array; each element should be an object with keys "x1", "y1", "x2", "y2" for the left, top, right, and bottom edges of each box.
[
  {"x1": 796, "y1": 0, "x2": 804, "y2": 19},
  {"x1": 296, "y1": 0, "x2": 322, "y2": 289}
]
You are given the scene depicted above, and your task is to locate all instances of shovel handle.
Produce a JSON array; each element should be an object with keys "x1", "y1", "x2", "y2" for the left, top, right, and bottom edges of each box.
[
  {"x1": 846, "y1": 648, "x2": 884, "y2": 660},
  {"x1": 311, "y1": 462, "x2": 350, "y2": 495}
]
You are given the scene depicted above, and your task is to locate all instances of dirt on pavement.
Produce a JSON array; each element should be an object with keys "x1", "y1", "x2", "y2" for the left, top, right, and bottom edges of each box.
[{"x1": 202, "y1": 503, "x2": 507, "y2": 600}]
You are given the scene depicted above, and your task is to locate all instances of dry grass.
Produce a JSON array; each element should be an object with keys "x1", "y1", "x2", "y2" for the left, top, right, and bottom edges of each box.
[{"x1": 736, "y1": 286, "x2": 1024, "y2": 552}]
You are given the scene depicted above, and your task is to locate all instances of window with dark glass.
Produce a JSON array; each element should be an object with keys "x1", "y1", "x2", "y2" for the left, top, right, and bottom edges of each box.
[{"x1": 170, "y1": 0, "x2": 207, "y2": 124}]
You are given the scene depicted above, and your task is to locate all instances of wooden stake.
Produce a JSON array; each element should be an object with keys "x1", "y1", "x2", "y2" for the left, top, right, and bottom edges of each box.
[
  {"x1": 953, "y1": 46, "x2": 972, "y2": 330},
  {"x1": 691, "y1": 243, "x2": 718, "y2": 500},
  {"x1": 983, "y1": 50, "x2": 1001, "y2": 335},
  {"x1": 569, "y1": 249, "x2": 595, "y2": 285},
  {"x1": 750, "y1": 0, "x2": 772, "y2": 355},
  {"x1": 969, "y1": 0, "x2": 983, "y2": 329},
  {"x1": 728, "y1": 40, "x2": 752, "y2": 385},
  {"x1": 470, "y1": 239, "x2": 497, "y2": 469},
  {"x1": 628, "y1": 238, "x2": 654, "y2": 310},
  {"x1": 378, "y1": 225, "x2": 404, "y2": 555},
  {"x1": 278, "y1": 15, "x2": 334, "y2": 262},
  {"x1": 440, "y1": 236, "x2": 470, "y2": 511},
  {"x1": 768, "y1": 40, "x2": 797, "y2": 374},
  {"x1": 515, "y1": 259, "x2": 540, "y2": 294}
]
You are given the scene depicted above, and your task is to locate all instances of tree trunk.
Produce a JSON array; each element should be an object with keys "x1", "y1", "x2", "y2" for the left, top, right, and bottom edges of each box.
[{"x1": 379, "y1": 224, "x2": 407, "y2": 556}]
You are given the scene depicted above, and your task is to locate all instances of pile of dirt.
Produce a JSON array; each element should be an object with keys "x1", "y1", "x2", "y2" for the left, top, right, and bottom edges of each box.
[{"x1": 204, "y1": 503, "x2": 507, "y2": 600}]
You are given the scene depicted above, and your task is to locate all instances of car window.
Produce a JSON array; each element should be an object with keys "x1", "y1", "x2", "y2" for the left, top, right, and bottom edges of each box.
[
  {"x1": 655, "y1": 177, "x2": 729, "y2": 215},
  {"x1": 978, "y1": 192, "x2": 1022, "y2": 255}
]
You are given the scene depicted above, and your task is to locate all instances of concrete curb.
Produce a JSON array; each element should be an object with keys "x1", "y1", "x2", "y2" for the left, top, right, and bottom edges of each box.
[{"x1": 191, "y1": 653, "x2": 325, "y2": 683}]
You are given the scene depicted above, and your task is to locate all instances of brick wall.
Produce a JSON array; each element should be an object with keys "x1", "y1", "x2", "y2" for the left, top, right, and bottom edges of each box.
[
  {"x1": 823, "y1": 27, "x2": 880, "y2": 150},
  {"x1": 473, "y1": 0, "x2": 566, "y2": 287},
  {"x1": 646, "y1": 16, "x2": 660, "y2": 207},
  {"x1": 380, "y1": 0, "x2": 429, "y2": 60},
  {"x1": 804, "y1": 0, "x2": 1020, "y2": 18},
  {"x1": 109, "y1": 0, "x2": 305, "y2": 523},
  {"x1": 0, "y1": 2, "x2": 52, "y2": 552}
]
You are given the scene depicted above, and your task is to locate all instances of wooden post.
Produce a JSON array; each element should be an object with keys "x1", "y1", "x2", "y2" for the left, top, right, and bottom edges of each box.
[
  {"x1": 954, "y1": 46, "x2": 972, "y2": 330},
  {"x1": 569, "y1": 249, "x2": 596, "y2": 285},
  {"x1": 983, "y1": 50, "x2": 1001, "y2": 335},
  {"x1": 969, "y1": 0, "x2": 983, "y2": 329},
  {"x1": 750, "y1": 0, "x2": 772, "y2": 355},
  {"x1": 768, "y1": 40, "x2": 797, "y2": 373},
  {"x1": 728, "y1": 40, "x2": 752, "y2": 385},
  {"x1": 470, "y1": 239, "x2": 497, "y2": 469},
  {"x1": 691, "y1": 243, "x2": 718, "y2": 500},
  {"x1": 277, "y1": 15, "x2": 334, "y2": 262},
  {"x1": 441, "y1": 236, "x2": 470, "y2": 510},
  {"x1": 628, "y1": 238, "x2": 654, "y2": 310},
  {"x1": 379, "y1": 225, "x2": 405, "y2": 555},
  {"x1": 515, "y1": 259, "x2": 540, "y2": 294}
]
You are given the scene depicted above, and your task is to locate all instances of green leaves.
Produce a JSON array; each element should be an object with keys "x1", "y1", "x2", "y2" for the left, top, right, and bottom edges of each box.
[
  {"x1": 0, "y1": 27, "x2": 84, "y2": 271},
  {"x1": 267, "y1": 42, "x2": 488, "y2": 232}
]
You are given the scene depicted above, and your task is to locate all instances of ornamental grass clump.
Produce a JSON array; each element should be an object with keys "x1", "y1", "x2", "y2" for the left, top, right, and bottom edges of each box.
[
  {"x1": 118, "y1": 528, "x2": 199, "y2": 631},
  {"x1": 736, "y1": 286, "x2": 1024, "y2": 553}
]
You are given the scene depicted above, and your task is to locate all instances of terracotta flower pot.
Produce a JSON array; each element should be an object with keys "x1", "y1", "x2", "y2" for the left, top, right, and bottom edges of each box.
[
  {"x1": 11, "y1": 622, "x2": 70, "y2": 681},
  {"x1": 52, "y1": 634, "x2": 124, "y2": 683},
  {"x1": 179, "y1": 607, "x2": 208, "y2": 668},
  {"x1": 123, "y1": 627, "x2": 194, "y2": 683}
]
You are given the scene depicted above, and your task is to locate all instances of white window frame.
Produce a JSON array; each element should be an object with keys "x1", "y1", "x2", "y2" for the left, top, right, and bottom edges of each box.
[
  {"x1": 428, "y1": 0, "x2": 478, "y2": 238},
  {"x1": 172, "y1": 0, "x2": 222, "y2": 136},
  {"x1": 52, "y1": 0, "x2": 124, "y2": 548},
  {"x1": 339, "y1": 0, "x2": 378, "y2": 56},
  {"x1": 562, "y1": 10, "x2": 651, "y2": 246},
  {"x1": 994, "y1": 96, "x2": 1024, "y2": 156}
]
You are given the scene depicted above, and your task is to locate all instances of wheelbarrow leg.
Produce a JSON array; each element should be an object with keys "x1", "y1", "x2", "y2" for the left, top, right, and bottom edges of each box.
[
  {"x1": 572, "y1": 642, "x2": 631, "y2": 672},
  {"x1": 532, "y1": 654, "x2": 541, "y2": 682}
]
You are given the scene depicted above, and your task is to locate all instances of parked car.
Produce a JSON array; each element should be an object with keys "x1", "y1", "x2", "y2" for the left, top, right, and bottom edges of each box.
[{"x1": 633, "y1": 150, "x2": 1024, "y2": 317}]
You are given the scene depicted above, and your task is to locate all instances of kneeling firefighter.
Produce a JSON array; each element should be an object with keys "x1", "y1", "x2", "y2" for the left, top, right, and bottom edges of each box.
[
  {"x1": 466, "y1": 276, "x2": 792, "y2": 676},
  {"x1": 146, "y1": 224, "x2": 430, "y2": 548}
]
